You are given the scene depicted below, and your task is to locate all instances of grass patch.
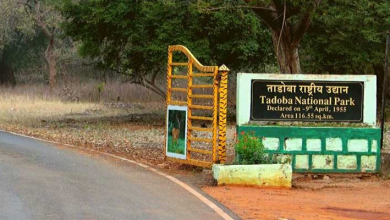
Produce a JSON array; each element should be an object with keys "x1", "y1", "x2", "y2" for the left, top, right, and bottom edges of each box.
[
  {"x1": 0, "y1": 94, "x2": 100, "y2": 125},
  {"x1": 245, "y1": 121, "x2": 371, "y2": 128}
]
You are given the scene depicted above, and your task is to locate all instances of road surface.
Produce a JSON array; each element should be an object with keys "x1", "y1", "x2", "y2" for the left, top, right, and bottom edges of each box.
[{"x1": 0, "y1": 131, "x2": 235, "y2": 220}]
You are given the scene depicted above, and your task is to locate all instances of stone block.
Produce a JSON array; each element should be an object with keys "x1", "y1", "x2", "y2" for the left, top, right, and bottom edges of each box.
[
  {"x1": 361, "y1": 156, "x2": 376, "y2": 171},
  {"x1": 295, "y1": 155, "x2": 309, "y2": 169},
  {"x1": 371, "y1": 140, "x2": 378, "y2": 153},
  {"x1": 337, "y1": 155, "x2": 357, "y2": 170},
  {"x1": 326, "y1": 138, "x2": 342, "y2": 151},
  {"x1": 312, "y1": 155, "x2": 334, "y2": 169},
  {"x1": 263, "y1": 137, "x2": 279, "y2": 150},
  {"x1": 274, "y1": 154, "x2": 292, "y2": 165},
  {"x1": 284, "y1": 138, "x2": 302, "y2": 151},
  {"x1": 306, "y1": 139, "x2": 322, "y2": 151},
  {"x1": 212, "y1": 164, "x2": 292, "y2": 188},
  {"x1": 348, "y1": 139, "x2": 368, "y2": 152}
]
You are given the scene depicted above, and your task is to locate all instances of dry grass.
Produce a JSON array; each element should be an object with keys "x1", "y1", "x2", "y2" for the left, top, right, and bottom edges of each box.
[
  {"x1": 0, "y1": 94, "x2": 100, "y2": 124},
  {"x1": 0, "y1": 82, "x2": 169, "y2": 166},
  {"x1": 0, "y1": 79, "x2": 164, "y2": 102},
  {"x1": 0, "y1": 80, "x2": 165, "y2": 124}
]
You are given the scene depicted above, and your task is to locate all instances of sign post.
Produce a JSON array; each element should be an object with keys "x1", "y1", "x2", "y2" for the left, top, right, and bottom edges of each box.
[
  {"x1": 381, "y1": 30, "x2": 390, "y2": 149},
  {"x1": 237, "y1": 73, "x2": 380, "y2": 173}
]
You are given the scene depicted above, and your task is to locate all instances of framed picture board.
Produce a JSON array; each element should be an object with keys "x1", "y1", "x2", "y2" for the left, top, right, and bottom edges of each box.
[{"x1": 166, "y1": 105, "x2": 188, "y2": 160}]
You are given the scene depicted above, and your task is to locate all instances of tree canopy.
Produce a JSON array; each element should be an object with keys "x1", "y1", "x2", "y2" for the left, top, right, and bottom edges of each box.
[
  {"x1": 0, "y1": 0, "x2": 35, "y2": 50},
  {"x1": 301, "y1": 0, "x2": 390, "y2": 76},
  {"x1": 2, "y1": 0, "x2": 387, "y2": 95},
  {"x1": 0, "y1": 0, "x2": 64, "y2": 86},
  {"x1": 61, "y1": 0, "x2": 274, "y2": 96}
]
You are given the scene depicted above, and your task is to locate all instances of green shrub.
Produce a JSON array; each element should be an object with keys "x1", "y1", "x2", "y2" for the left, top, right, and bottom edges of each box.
[{"x1": 234, "y1": 132, "x2": 271, "y2": 165}]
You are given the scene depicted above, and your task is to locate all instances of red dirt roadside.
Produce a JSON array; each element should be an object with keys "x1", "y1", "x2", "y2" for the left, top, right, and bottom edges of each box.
[{"x1": 204, "y1": 177, "x2": 390, "y2": 220}]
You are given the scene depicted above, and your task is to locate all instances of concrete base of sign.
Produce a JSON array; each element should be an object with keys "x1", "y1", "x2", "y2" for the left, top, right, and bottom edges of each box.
[
  {"x1": 237, "y1": 126, "x2": 381, "y2": 173},
  {"x1": 212, "y1": 164, "x2": 292, "y2": 188}
]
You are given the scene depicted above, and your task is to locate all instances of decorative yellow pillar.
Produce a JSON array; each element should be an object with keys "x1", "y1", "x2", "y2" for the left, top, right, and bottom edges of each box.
[
  {"x1": 218, "y1": 64, "x2": 230, "y2": 164},
  {"x1": 164, "y1": 48, "x2": 173, "y2": 160}
]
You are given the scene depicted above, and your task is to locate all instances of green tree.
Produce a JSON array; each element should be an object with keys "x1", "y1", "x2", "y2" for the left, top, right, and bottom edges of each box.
[
  {"x1": 301, "y1": 0, "x2": 390, "y2": 76},
  {"x1": 61, "y1": 0, "x2": 274, "y2": 97},
  {"x1": 21, "y1": 0, "x2": 63, "y2": 87},
  {"x1": 0, "y1": 0, "x2": 63, "y2": 87},
  {"x1": 300, "y1": 0, "x2": 390, "y2": 100},
  {"x1": 0, "y1": 0, "x2": 35, "y2": 85},
  {"x1": 0, "y1": 32, "x2": 47, "y2": 85}
]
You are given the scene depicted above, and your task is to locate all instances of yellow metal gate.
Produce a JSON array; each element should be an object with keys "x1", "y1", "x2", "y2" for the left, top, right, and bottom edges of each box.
[{"x1": 165, "y1": 45, "x2": 229, "y2": 168}]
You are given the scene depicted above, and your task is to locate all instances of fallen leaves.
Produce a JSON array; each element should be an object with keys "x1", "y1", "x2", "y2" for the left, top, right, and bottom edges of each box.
[{"x1": 0, "y1": 102, "x2": 238, "y2": 167}]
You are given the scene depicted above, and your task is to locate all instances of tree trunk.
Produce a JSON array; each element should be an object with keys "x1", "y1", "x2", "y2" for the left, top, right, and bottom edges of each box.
[
  {"x1": 0, "y1": 56, "x2": 16, "y2": 86},
  {"x1": 245, "y1": 0, "x2": 321, "y2": 74},
  {"x1": 271, "y1": 30, "x2": 301, "y2": 74},
  {"x1": 374, "y1": 64, "x2": 390, "y2": 108},
  {"x1": 45, "y1": 36, "x2": 57, "y2": 88},
  {"x1": 139, "y1": 78, "x2": 166, "y2": 98}
]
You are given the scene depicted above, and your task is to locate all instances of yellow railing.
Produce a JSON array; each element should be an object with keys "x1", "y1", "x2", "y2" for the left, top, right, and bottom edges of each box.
[{"x1": 165, "y1": 45, "x2": 229, "y2": 168}]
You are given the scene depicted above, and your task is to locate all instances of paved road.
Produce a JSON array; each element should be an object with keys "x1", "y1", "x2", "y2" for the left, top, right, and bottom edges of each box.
[{"x1": 0, "y1": 131, "x2": 233, "y2": 220}]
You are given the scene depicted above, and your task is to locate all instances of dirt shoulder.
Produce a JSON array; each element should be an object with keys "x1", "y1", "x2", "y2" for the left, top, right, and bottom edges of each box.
[{"x1": 204, "y1": 175, "x2": 390, "y2": 220}]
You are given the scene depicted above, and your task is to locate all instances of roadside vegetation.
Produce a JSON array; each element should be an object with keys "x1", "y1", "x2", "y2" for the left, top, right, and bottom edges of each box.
[
  {"x1": 0, "y1": 80, "x2": 169, "y2": 165},
  {"x1": 0, "y1": 79, "x2": 239, "y2": 167},
  {"x1": 0, "y1": 0, "x2": 390, "y2": 165}
]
